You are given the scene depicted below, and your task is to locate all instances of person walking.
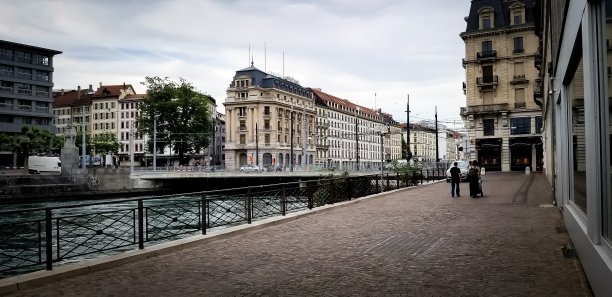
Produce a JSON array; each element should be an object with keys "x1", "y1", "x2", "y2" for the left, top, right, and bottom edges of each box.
[
  {"x1": 449, "y1": 161, "x2": 461, "y2": 197},
  {"x1": 468, "y1": 160, "x2": 481, "y2": 198}
]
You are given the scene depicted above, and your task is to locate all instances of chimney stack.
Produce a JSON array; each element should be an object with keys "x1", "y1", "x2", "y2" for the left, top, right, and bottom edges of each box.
[{"x1": 89, "y1": 84, "x2": 93, "y2": 92}]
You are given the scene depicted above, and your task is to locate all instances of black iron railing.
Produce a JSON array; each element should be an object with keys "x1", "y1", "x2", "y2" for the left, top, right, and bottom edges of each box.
[{"x1": 0, "y1": 173, "x2": 445, "y2": 278}]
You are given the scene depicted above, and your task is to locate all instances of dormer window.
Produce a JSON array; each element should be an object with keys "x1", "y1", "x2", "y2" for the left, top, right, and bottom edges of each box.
[
  {"x1": 479, "y1": 7, "x2": 494, "y2": 30},
  {"x1": 510, "y1": 3, "x2": 525, "y2": 25}
]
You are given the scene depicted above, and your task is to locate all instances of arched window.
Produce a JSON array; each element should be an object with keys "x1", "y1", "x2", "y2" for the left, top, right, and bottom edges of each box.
[
  {"x1": 478, "y1": 7, "x2": 494, "y2": 30},
  {"x1": 509, "y1": 3, "x2": 525, "y2": 26}
]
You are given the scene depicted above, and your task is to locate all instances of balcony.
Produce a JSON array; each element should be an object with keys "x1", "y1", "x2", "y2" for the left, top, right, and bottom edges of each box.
[
  {"x1": 462, "y1": 82, "x2": 466, "y2": 94},
  {"x1": 460, "y1": 107, "x2": 467, "y2": 117},
  {"x1": 17, "y1": 105, "x2": 32, "y2": 112},
  {"x1": 34, "y1": 106, "x2": 49, "y2": 113},
  {"x1": 476, "y1": 76, "x2": 498, "y2": 91},
  {"x1": 17, "y1": 56, "x2": 32, "y2": 64},
  {"x1": 0, "y1": 87, "x2": 12, "y2": 93},
  {"x1": 514, "y1": 102, "x2": 526, "y2": 109},
  {"x1": 18, "y1": 88, "x2": 32, "y2": 95},
  {"x1": 0, "y1": 102, "x2": 12, "y2": 110},
  {"x1": 17, "y1": 73, "x2": 32, "y2": 80},
  {"x1": 0, "y1": 53, "x2": 13, "y2": 61},
  {"x1": 36, "y1": 91, "x2": 49, "y2": 97},
  {"x1": 477, "y1": 50, "x2": 497, "y2": 62},
  {"x1": 462, "y1": 58, "x2": 467, "y2": 69},
  {"x1": 513, "y1": 48, "x2": 525, "y2": 54},
  {"x1": 466, "y1": 103, "x2": 509, "y2": 115},
  {"x1": 534, "y1": 79, "x2": 543, "y2": 100},
  {"x1": 0, "y1": 70, "x2": 13, "y2": 77},
  {"x1": 510, "y1": 74, "x2": 528, "y2": 84},
  {"x1": 35, "y1": 74, "x2": 49, "y2": 82}
]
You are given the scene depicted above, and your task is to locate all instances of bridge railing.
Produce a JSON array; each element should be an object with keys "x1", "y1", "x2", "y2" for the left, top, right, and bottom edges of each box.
[{"x1": 0, "y1": 171, "x2": 444, "y2": 279}]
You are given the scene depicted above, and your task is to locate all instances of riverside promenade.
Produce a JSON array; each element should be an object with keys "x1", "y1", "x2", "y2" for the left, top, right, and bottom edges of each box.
[{"x1": 1, "y1": 172, "x2": 593, "y2": 296}]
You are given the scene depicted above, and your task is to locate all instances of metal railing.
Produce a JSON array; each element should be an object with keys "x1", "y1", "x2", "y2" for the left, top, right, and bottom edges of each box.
[{"x1": 0, "y1": 172, "x2": 445, "y2": 279}]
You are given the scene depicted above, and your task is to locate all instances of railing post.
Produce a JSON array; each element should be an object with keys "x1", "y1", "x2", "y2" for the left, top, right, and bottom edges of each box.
[
  {"x1": 45, "y1": 208, "x2": 53, "y2": 271},
  {"x1": 246, "y1": 188, "x2": 252, "y2": 224},
  {"x1": 377, "y1": 174, "x2": 381, "y2": 193},
  {"x1": 201, "y1": 194, "x2": 207, "y2": 235},
  {"x1": 386, "y1": 173, "x2": 390, "y2": 190},
  {"x1": 420, "y1": 169, "x2": 424, "y2": 185},
  {"x1": 307, "y1": 181, "x2": 314, "y2": 209},
  {"x1": 137, "y1": 199, "x2": 144, "y2": 249},
  {"x1": 346, "y1": 177, "x2": 352, "y2": 200},
  {"x1": 396, "y1": 173, "x2": 399, "y2": 189},
  {"x1": 281, "y1": 186, "x2": 286, "y2": 216}
]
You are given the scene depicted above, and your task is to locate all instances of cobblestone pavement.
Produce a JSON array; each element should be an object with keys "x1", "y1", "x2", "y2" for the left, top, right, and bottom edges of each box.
[{"x1": 4, "y1": 172, "x2": 593, "y2": 297}]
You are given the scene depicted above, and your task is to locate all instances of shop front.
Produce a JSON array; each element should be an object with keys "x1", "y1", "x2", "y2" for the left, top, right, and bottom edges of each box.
[{"x1": 475, "y1": 138, "x2": 502, "y2": 171}]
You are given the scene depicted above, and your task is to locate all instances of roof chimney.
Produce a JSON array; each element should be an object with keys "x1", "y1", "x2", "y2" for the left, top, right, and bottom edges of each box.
[
  {"x1": 77, "y1": 86, "x2": 81, "y2": 100},
  {"x1": 60, "y1": 89, "x2": 64, "y2": 96},
  {"x1": 89, "y1": 84, "x2": 93, "y2": 92},
  {"x1": 99, "y1": 82, "x2": 102, "y2": 87}
]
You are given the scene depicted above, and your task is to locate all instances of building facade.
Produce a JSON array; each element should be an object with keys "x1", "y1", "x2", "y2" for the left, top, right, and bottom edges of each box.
[
  {"x1": 311, "y1": 88, "x2": 395, "y2": 171},
  {"x1": 0, "y1": 40, "x2": 61, "y2": 167},
  {"x1": 223, "y1": 64, "x2": 317, "y2": 171},
  {"x1": 460, "y1": 0, "x2": 543, "y2": 172},
  {"x1": 535, "y1": 0, "x2": 612, "y2": 295}
]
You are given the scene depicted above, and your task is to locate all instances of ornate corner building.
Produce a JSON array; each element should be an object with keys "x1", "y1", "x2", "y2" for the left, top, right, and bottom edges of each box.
[
  {"x1": 223, "y1": 64, "x2": 317, "y2": 171},
  {"x1": 460, "y1": 0, "x2": 543, "y2": 171}
]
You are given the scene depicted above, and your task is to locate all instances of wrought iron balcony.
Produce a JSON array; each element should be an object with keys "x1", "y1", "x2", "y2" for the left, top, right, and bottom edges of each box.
[
  {"x1": 460, "y1": 107, "x2": 467, "y2": 117},
  {"x1": 477, "y1": 50, "x2": 497, "y2": 61},
  {"x1": 476, "y1": 76, "x2": 498, "y2": 86},
  {"x1": 514, "y1": 102, "x2": 526, "y2": 109},
  {"x1": 534, "y1": 78, "x2": 543, "y2": 99},
  {"x1": 510, "y1": 74, "x2": 528, "y2": 84},
  {"x1": 466, "y1": 103, "x2": 509, "y2": 115},
  {"x1": 462, "y1": 82, "x2": 466, "y2": 94}
]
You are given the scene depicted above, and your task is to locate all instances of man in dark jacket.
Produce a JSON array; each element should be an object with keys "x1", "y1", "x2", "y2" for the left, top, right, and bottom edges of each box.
[{"x1": 450, "y1": 162, "x2": 461, "y2": 197}]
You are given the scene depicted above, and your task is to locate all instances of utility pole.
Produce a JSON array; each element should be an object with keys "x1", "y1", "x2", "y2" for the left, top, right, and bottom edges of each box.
[
  {"x1": 290, "y1": 111, "x2": 294, "y2": 172},
  {"x1": 406, "y1": 94, "x2": 411, "y2": 163},
  {"x1": 82, "y1": 105, "x2": 86, "y2": 170},
  {"x1": 355, "y1": 107, "x2": 360, "y2": 171},
  {"x1": 153, "y1": 117, "x2": 156, "y2": 171},
  {"x1": 435, "y1": 106, "x2": 439, "y2": 163}
]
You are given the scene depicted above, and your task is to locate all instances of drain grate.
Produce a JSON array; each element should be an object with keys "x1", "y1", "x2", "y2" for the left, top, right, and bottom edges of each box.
[{"x1": 363, "y1": 234, "x2": 449, "y2": 258}]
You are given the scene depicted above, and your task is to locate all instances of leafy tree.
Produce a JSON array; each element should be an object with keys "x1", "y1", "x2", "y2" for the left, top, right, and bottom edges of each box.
[
  {"x1": 74, "y1": 133, "x2": 93, "y2": 155},
  {"x1": 0, "y1": 126, "x2": 63, "y2": 173},
  {"x1": 91, "y1": 132, "x2": 120, "y2": 155},
  {"x1": 137, "y1": 76, "x2": 213, "y2": 165}
]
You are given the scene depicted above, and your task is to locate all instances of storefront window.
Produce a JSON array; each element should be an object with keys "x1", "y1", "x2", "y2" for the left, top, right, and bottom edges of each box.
[
  {"x1": 603, "y1": 0, "x2": 612, "y2": 241},
  {"x1": 570, "y1": 57, "x2": 587, "y2": 213}
]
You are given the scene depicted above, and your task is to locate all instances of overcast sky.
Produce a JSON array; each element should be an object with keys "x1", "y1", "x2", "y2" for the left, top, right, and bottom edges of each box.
[{"x1": 1, "y1": 0, "x2": 471, "y2": 127}]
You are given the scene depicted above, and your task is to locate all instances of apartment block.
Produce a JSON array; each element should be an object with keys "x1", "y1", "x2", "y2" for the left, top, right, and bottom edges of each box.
[{"x1": 460, "y1": 0, "x2": 543, "y2": 171}]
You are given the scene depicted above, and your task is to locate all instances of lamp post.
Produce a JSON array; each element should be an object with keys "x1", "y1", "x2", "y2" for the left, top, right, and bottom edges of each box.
[
  {"x1": 255, "y1": 122, "x2": 259, "y2": 166},
  {"x1": 153, "y1": 117, "x2": 157, "y2": 171},
  {"x1": 406, "y1": 94, "x2": 411, "y2": 163},
  {"x1": 82, "y1": 105, "x2": 87, "y2": 170},
  {"x1": 129, "y1": 120, "x2": 134, "y2": 174},
  {"x1": 290, "y1": 111, "x2": 294, "y2": 172}
]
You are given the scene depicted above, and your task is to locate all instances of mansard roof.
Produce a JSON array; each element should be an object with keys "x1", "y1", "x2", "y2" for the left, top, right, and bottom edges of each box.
[
  {"x1": 462, "y1": 0, "x2": 534, "y2": 35},
  {"x1": 232, "y1": 63, "x2": 311, "y2": 98}
]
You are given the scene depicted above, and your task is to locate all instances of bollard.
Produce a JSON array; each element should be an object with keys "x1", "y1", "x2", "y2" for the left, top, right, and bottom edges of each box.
[
  {"x1": 480, "y1": 167, "x2": 486, "y2": 176},
  {"x1": 525, "y1": 167, "x2": 530, "y2": 175}
]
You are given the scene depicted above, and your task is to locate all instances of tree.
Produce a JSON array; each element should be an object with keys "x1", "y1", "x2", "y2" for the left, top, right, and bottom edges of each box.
[
  {"x1": 137, "y1": 76, "x2": 213, "y2": 165},
  {"x1": 91, "y1": 132, "x2": 120, "y2": 155},
  {"x1": 0, "y1": 126, "x2": 63, "y2": 173}
]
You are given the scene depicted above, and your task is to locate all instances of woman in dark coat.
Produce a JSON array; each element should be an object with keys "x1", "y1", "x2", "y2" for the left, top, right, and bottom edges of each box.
[{"x1": 468, "y1": 160, "x2": 481, "y2": 198}]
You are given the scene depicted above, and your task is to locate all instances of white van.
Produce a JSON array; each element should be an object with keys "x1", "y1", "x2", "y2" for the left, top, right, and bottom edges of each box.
[{"x1": 28, "y1": 156, "x2": 61, "y2": 174}]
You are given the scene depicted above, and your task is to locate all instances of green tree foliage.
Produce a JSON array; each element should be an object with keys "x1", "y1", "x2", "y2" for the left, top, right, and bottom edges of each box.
[
  {"x1": 0, "y1": 126, "x2": 63, "y2": 173},
  {"x1": 74, "y1": 133, "x2": 92, "y2": 155},
  {"x1": 91, "y1": 132, "x2": 120, "y2": 155},
  {"x1": 137, "y1": 76, "x2": 213, "y2": 165}
]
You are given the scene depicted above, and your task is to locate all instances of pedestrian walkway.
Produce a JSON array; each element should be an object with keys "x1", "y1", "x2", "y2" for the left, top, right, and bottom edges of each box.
[{"x1": 1, "y1": 172, "x2": 593, "y2": 296}]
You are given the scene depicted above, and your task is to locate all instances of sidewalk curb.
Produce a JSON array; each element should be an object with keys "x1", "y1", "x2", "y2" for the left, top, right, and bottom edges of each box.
[{"x1": 0, "y1": 180, "x2": 443, "y2": 295}]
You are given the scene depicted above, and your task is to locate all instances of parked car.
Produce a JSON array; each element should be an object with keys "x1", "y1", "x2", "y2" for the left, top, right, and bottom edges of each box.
[
  {"x1": 446, "y1": 161, "x2": 469, "y2": 182},
  {"x1": 240, "y1": 164, "x2": 262, "y2": 173}
]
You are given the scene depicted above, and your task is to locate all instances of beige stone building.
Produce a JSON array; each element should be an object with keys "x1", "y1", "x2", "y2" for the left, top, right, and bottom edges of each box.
[
  {"x1": 223, "y1": 64, "x2": 317, "y2": 171},
  {"x1": 460, "y1": 0, "x2": 543, "y2": 171}
]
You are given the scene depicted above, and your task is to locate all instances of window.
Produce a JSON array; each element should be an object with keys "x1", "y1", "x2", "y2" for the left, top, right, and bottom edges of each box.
[
  {"x1": 238, "y1": 107, "x2": 247, "y2": 117},
  {"x1": 510, "y1": 117, "x2": 530, "y2": 135},
  {"x1": 479, "y1": 8, "x2": 494, "y2": 30},
  {"x1": 264, "y1": 106, "x2": 270, "y2": 115},
  {"x1": 535, "y1": 116, "x2": 542, "y2": 134},
  {"x1": 239, "y1": 120, "x2": 246, "y2": 131},
  {"x1": 239, "y1": 134, "x2": 246, "y2": 144},
  {"x1": 513, "y1": 37, "x2": 524, "y2": 54},
  {"x1": 513, "y1": 10, "x2": 523, "y2": 25},
  {"x1": 515, "y1": 89, "x2": 525, "y2": 108},
  {"x1": 264, "y1": 119, "x2": 270, "y2": 130},
  {"x1": 483, "y1": 119, "x2": 495, "y2": 136},
  {"x1": 570, "y1": 57, "x2": 586, "y2": 214},
  {"x1": 265, "y1": 134, "x2": 270, "y2": 145}
]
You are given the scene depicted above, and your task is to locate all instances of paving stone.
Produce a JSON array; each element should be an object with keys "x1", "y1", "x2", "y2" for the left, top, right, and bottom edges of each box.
[{"x1": 3, "y1": 172, "x2": 592, "y2": 297}]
